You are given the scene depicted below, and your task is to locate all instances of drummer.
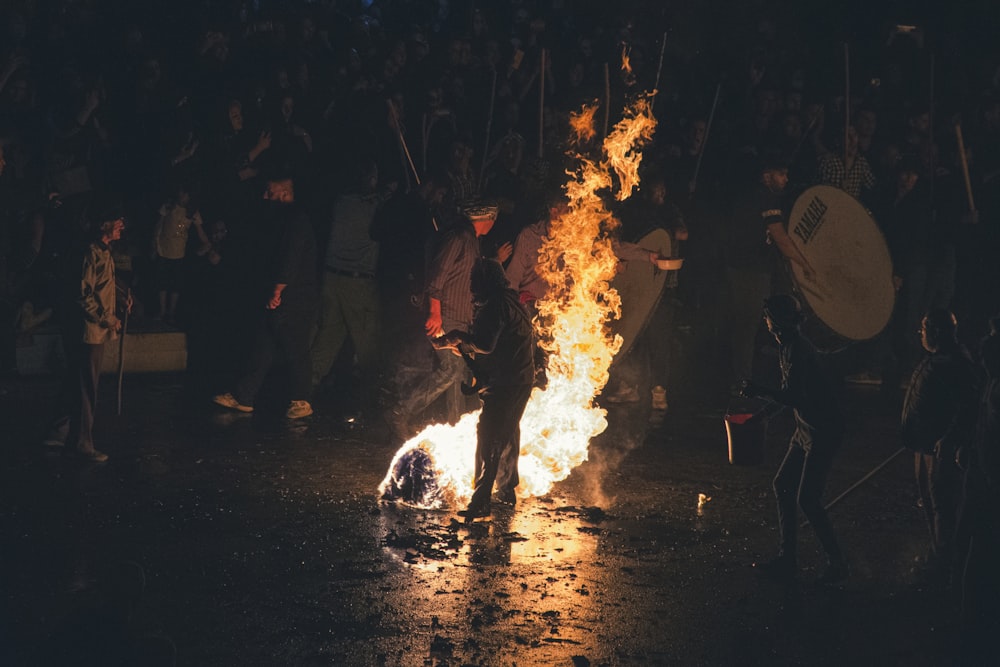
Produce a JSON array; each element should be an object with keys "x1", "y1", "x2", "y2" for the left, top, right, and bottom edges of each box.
[{"x1": 725, "y1": 153, "x2": 817, "y2": 391}]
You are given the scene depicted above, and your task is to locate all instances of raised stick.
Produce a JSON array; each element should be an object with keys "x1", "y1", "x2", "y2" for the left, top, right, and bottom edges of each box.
[
  {"x1": 478, "y1": 67, "x2": 498, "y2": 192},
  {"x1": 387, "y1": 100, "x2": 438, "y2": 231},
  {"x1": 651, "y1": 31, "x2": 667, "y2": 112},
  {"x1": 603, "y1": 62, "x2": 611, "y2": 138},
  {"x1": 955, "y1": 122, "x2": 976, "y2": 212},
  {"x1": 844, "y1": 43, "x2": 850, "y2": 170},
  {"x1": 690, "y1": 83, "x2": 721, "y2": 196},
  {"x1": 538, "y1": 49, "x2": 546, "y2": 159}
]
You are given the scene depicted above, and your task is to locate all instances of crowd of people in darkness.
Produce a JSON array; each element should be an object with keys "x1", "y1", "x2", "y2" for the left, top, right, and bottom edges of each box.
[
  {"x1": 1, "y1": 0, "x2": 1000, "y2": 663},
  {"x1": 0, "y1": 1, "x2": 996, "y2": 405}
]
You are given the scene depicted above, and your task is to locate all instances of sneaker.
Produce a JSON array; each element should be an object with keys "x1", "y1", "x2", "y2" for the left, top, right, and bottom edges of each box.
[
  {"x1": 753, "y1": 555, "x2": 796, "y2": 582},
  {"x1": 213, "y1": 393, "x2": 253, "y2": 413},
  {"x1": 286, "y1": 400, "x2": 313, "y2": 419},
  {"x1": 816, "y1": 560, "x2": 849, "y2": 586},
  {"x1": 604, "y1": 383, "x2": 640, "y2": 404},
  {"x1": 71, "y1": 447, "x2": 109, "y2": 463},
  {"x1": 651, "y1": 385, "x2": 668, "y2": 410}
]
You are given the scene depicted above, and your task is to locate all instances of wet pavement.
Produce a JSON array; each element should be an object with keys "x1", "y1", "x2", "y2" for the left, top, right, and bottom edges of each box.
[{"x1": 1, "y1": 373, "x2": 964, "y2": 666}]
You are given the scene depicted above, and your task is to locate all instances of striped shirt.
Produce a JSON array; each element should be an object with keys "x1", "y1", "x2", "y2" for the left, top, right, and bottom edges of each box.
[{"x1": 426, "y1": 223, "x2": 481, "y2": 332}]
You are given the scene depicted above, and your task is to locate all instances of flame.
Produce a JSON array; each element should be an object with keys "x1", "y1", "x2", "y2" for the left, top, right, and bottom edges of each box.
[
  {"x1": 568, "y1": 105, "x2": 598, "y2": 145},
  {"x1": 621, "y1": 44, "x2": 632, "y2": 75},
  {"x1": 602, "y1": 96, "x2": 656, "y2": 200},
  {"x1": 380, "y1": 96, "x2": 657, "y2": 509}
]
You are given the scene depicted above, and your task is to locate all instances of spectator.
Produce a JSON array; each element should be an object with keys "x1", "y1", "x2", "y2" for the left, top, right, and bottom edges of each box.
[
  {"x1": 150, "y1": 182, "x2": 210, "y2": 325},
  {"x1": 44, "y1": 203, "x2": 131, "y2": 463},
  {"x1": 901, "y1": 308, "x2": 980, "y2": 583},
  {"x1": 311, "y1": 158, "x2": 387, "y2": 422},
  {"x1": 212, "y1": 174, "x2": 318, "y2": 419}
]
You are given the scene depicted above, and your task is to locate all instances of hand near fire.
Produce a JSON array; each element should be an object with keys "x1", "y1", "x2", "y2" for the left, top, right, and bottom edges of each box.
[
  {"x1": 430, "y1": 330, "x2": 463, "y2": 356},
  {"x1": 424, "y1": 311, "x2": 444, "y2": 337}
]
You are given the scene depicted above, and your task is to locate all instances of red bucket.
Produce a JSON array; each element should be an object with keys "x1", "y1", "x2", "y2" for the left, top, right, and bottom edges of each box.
[{"x1": 725, "y1": 412, "x2": 767, "y2": 465}]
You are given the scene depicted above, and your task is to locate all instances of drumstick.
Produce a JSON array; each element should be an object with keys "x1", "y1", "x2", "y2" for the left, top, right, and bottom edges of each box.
[
  {"x1": 954, "y1": 122, "x2": 977, "y2": 213},
  {"x1": 844, "y1": 42, "x2": 850, "y2": 170}
]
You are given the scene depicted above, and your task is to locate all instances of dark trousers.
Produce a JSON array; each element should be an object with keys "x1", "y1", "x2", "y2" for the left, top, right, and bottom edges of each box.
[
  {"x1": 235, "y1": 306, "x2": 315, "y2": 405},
  {"x1": 66, "y1": 343, "x2": 105, "y2": 453},
  {"x1": 773, "y1": 435, "x2": 843, "y2": 564},
  {"x1": 468, "y1": 384, "x2": 532, "y2": 510},
  {"x1": 915, "y1": 452, "x2": 961, "y2": 562}
]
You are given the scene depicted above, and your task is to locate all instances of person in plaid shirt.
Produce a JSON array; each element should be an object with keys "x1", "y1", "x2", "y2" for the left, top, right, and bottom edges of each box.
[{"x1": 818, "y1": 125, "x2": 876, "y2": 201}]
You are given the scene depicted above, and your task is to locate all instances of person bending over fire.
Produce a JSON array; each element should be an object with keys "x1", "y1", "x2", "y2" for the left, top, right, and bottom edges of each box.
[{"x1": 432, "y1": 258, "x2": 534, "y2": 519}]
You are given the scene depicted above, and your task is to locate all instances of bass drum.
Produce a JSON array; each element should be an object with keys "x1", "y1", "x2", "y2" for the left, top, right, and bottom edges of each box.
[
  {"x1": 786, "y1": 185, "x2": 895, "y2": 351},
  {"x1": 609, "y1": 227, "x2": 674, "y2": 363}
]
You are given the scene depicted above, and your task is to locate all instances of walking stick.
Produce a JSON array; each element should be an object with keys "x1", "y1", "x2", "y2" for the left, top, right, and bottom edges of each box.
[{"x1": 117, "y1": 288, "x2": 130, "y2": 416}]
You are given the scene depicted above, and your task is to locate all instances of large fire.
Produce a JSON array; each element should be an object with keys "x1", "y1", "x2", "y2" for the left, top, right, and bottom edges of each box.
[{"x1": 379, "y1": 94, "x2": 656, "y2": 509}]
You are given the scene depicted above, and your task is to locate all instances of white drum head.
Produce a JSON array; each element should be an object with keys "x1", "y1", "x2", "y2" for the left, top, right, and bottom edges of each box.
[{"x1": 787, "y1": 185, "x2": 895, "y2": 341}]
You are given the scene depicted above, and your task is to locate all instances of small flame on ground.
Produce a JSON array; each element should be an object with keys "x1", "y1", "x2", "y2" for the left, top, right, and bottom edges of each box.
[{"x1": 380, "y1": 95, "x2": 657, "y2": 509}]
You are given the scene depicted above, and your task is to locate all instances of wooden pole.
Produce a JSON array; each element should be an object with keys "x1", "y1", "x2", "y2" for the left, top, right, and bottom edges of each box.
[
  {"x1": 651, "y1": 31, "x2": 667, "y2": 112},
  {"x1": 955, "y1": 122, "x2": 977, "y2": 212},
  {"x1": 538, "y1": 49, "x2": 546, "y2": 159},
  {"x1": 800, "y1": 448, "x2": 907, "y2": 528},
  {"x1": 690, "y1": 83, "x2": 721, "y2": 196},
  {"x1": 387, "y1": 99, "x2": 437, "y2": 231},
  {"x1": 478, "y1": 67, "x2": 497, "y2": 192},
  {"x1": 116, "y1": 288, "x2": 130, "y2": 416},
  {"x1": 928, "y1": 52, "x2": 936, "y2": 209},
  {"x1": 603, "y1": 62, "x2": 611, "y2": 138}
]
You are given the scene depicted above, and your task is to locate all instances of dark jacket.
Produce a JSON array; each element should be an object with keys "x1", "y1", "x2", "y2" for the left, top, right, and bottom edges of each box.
[
  {"x1": 271, "y1": 205, "x2": 319, "y2": 310},
  {"x1": 456, "y1": 288, "x2": 534, "y2": 390},
  {"x1": 770, "y1": 332, "x2": 843, "y2": 449},
  {"x1": 901, "y1": 347, "x2": 980, "y2": 456}
]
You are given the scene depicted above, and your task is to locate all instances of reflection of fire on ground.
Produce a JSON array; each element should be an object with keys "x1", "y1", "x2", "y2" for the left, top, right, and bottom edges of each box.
[
  {"x1": 380, "y1": 96, "x2": 657, "y2": 510},
  {"x1": 377, "y1": 498, "x2": 609, "y2": 658}
]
